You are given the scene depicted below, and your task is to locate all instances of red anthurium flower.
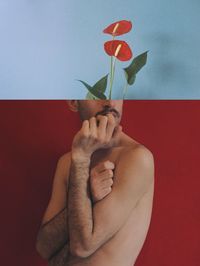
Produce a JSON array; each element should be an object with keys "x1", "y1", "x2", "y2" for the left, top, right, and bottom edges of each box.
[
  {"x1": 104, "y1": 40, "x2": 133, "y2": 61},
  {"x1": 103, "y1": 20, "x2": 132, "y2": 36}
]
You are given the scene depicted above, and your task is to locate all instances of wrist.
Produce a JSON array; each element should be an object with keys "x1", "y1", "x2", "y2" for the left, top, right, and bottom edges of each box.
[{"x1": 71, "y1": 149, "x2": 91, "y2": 164}]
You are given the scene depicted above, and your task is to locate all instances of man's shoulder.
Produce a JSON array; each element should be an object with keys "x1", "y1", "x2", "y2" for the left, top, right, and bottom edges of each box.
[
  {"x1": 117, "y1": 143, "x2": 154, "y2": 180},
  {"x1": 130, "y1": 144, "x2": 154, "y2": 163},
  {"x1": 120, "y1": 140, "x2": 154, "y2": 163},
  {"x1": 110, "y1": 143, "x2": 154, "y2": 206}
]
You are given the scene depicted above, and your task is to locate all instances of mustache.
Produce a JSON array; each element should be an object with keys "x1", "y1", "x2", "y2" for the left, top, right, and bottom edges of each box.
[{"x1": 95, "y1": 108, "x2": 120, "y2": 118}]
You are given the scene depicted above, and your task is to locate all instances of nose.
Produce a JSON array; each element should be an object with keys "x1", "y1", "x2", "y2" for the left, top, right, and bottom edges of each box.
[{"x1": 103, "y1": 100, "x2": 116, "y2": 108}]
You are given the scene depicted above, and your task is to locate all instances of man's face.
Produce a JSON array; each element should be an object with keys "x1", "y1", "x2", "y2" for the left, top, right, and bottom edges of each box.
[{"x1": 77, "y1": 100, "x2": 123, "y2": 126}]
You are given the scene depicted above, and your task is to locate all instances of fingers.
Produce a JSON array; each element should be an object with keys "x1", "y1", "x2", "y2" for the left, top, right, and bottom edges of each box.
[
  {"x1": 96, "y1": 115, "x2": 108, "y2": 139},
  {"x1": 101, "y1": 177, "x2": 113, "y2": 188},
  {"x1": 99, "y1": 169, "x2": 114, "y2": 181},
  {"x1": 92, "y1": 160, "x2": 115, "y2": 174},
  {"x1": 96, "y1": 114, "x2": 119, "y2": 143},
  {"x1": 105, "y1": 113, "x2": 116, "y2": 140},
  {"x1": 81, "y1": 120, "x2": 89, "y2": 136},
  {"x1": 81, "y1": 115, "x2": 121, "y2": 153},
  {"x1": 90, "y1": 161, "x2": 114, "y2": 202},
  {"x1": 102, "y1": 187, "x2": 112, "y2": 196},
  {"x1": 92, "y1": 186, "x2": 112, "y2": 203},
  {"x1": 89, "y1": 117, "x2": 97, "y2": 138}
]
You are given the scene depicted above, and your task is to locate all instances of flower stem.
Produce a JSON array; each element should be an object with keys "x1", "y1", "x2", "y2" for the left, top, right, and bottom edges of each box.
[
  {"x1": 109, "y1": 56, "x2": 113, "y2": 99},
  {"x1": 108, "y1": 35, "x2": 116, "y2": 100},
  {"x1": 110, "y1": 57, "x2": 117, "y2": 99},
  {"x1": 123, "y1": 81, "x2": 129, "y2": 99}
]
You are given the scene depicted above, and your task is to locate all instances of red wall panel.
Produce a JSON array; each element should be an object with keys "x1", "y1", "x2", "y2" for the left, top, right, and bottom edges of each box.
[{"x1": 0, "y1": 100, "x2": 199, "y2": 266}]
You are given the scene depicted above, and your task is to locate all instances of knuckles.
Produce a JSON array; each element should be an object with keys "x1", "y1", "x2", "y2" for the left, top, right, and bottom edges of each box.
[
  {"x1": 104, "y1": 187, "x2": 112, "y2": 194},
  {"x1": 103, "y1": 161, "x2": 113, "y2": 170},
  {"x1": 108, "y1": 117, "x2": 115, "y2": 126},
  {"x1": 78, "y1": 116, "x2": 115, "y2": 146},
  {"x1": 93, "y1": 192, "x2": 101, "y2": 201},
  {"x1": 97, "y1": 136, "x2": 108, "y2": 145},
  {"x1": 108, "y1": 178, "x2": 114, "y2": 186},
  {"x1": 98, "y1": 115, "x2": 108, "y2": 122},
  {"x1": 105, "y1": 169, "x2": 113, "y2": 178},
  {"x1": 81, "y1": 131, "x2": 89, "y2": 138},
  {"x1": 106, "y1": 169, "x2": 113, "y2": 178},
  {"x1": 90, "y1": 133, "x2": 98, "y2": 141},
  {"x1": 90, "y1": 169, "x2": 113, "y2": 202}
]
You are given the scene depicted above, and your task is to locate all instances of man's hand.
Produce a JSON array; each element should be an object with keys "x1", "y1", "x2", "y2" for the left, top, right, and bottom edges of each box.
[
  {"x1": 71, "y1": 114, "x2": 122, "y2": 161},
  {"x1": 90, "y1": 161, "x2": 114, "y2": 203}
]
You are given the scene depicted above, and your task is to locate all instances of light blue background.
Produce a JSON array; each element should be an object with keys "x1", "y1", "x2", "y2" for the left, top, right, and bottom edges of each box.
[{"x1": 0, "y1": 0, "x2": 200, "y2": 99}]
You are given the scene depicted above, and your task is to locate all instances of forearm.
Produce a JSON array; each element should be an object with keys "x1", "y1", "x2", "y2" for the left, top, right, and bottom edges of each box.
[
  {"x1": 68, "y1": 156, "x2": 94, "y2": 257},
  {"x1": 68, "y1": 115, "x2": 121, "y2": 257},
  {"x1": 48, "y1": 243, "x2": 83, "y2": 266},
  {"x1": 36, "y1": 208, "x2": 69, "y2": 260}
]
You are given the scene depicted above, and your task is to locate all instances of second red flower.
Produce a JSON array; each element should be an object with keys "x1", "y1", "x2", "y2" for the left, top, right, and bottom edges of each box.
[{"x1": 104, "y1": 40, "x2": 133, "y2": 61}]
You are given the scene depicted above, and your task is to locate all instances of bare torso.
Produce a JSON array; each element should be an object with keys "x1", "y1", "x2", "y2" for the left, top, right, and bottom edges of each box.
[{"x1": 64, "y1": 133, "x2": 154, "y2": 266}]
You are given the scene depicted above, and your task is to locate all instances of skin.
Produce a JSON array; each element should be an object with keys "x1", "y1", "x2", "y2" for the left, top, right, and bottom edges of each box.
[
  {"x1": 36, "y1": 100, "x2": 154, "y2": 266},
  {"x1": 36, "y1": 159, "x2": 115, "y2": 261}
]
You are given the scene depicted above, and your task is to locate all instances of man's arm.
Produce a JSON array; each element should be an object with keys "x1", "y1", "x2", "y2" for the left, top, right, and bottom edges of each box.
[
  {"x1": 36, "y1": 153, "x2": 71, "y2": 260},
  {"x1": 48, "y1": 243, "x2": 70, "y2": 266},
  {"x1": 36, "y1": 151, "x2": 114, "y2": 261},
  {"x1": 68, "y1": 116, "x2": 154, "y2": 258},
  {"x1": 47, "y1": 160, "x2": 115, "y2": 265},
  {"x1": 48, "y1": 243, "x2": 84, "y2": 266}
]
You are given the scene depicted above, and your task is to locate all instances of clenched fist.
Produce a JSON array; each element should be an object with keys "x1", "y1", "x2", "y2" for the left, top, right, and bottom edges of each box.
[
  {"x1": 72, "y1": 114, "x2": 122, "y2": 161},
  {"x1": 90, "y1": 161, "x2": 115, "y2": 203}
]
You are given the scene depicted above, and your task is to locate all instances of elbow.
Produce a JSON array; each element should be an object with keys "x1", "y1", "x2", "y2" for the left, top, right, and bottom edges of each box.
[
  {"x1": 35, "y1": 233, "x2": 52, "y2": 260},
  {"x1": 69, "y1": 242, "x2": 94, "y2": 259},
  {"x1": 36, "y1": 244, "x2": 48, "y2": 260}
]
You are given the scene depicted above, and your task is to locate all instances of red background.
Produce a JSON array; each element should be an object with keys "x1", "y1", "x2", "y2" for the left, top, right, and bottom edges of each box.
[{"x1": 0, "y1": 100, "x2": 199, "y2": 266}]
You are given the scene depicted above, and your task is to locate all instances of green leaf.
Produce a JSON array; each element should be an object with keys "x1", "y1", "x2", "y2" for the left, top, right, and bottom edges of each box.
[
  {"x1": 124, "y1": 51, "x2": 148, "y2": 85},
  {"x1": 93, "y1": 74, "x2": 108, "y2": 93},
  {"x1": 124, "y1": 71, "x2": 136, "y2": 86},
  {"x1": 86, "y1": 91, "x2": 98, "y2": 99},
  {"x1": 78, "y1": 80, "x2": 107, "y2": 99},
  {"x1": 78, "y1": 80, "x2": 92, "y2": 91}
]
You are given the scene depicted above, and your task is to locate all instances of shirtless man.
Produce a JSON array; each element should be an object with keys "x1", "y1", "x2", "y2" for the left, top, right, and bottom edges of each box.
[{"x1": 36, "y1": 100, "x2": 154, "y2": 266}]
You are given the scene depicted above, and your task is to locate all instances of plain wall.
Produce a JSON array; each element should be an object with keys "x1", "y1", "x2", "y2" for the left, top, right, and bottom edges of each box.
[{"x1": 0, "y1": 100, "x2": 199, "y2": 266}]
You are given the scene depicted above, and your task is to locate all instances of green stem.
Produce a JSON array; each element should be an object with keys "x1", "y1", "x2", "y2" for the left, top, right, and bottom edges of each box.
[
  {"x1": 108, "y1": 35, "x2": 115, "y2": 100},
  {"x1": 109, "y1": 56, "x2": 113, "y2": 100},
  {"x1": 123, "y1": 81, "x2": 129, "y2": 99},
  {"x1": 109, "y1": 57, "x2": 117, "y2": 99}
]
